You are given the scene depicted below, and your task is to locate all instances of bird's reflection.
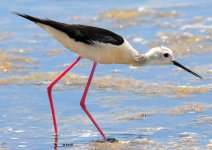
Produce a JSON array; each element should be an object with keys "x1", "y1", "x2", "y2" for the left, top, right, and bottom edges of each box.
[
  {"x1": 53, "y1": 134, "x2": 74, "y2": 149},
  {"x1": 54, "y1": 135, "x2": 58, "y2": 150}
]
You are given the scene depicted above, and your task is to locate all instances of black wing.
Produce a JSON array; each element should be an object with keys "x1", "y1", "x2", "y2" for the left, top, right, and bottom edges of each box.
[{"x1": 14, "y1": 12, "x2": 124, "y2": 46}]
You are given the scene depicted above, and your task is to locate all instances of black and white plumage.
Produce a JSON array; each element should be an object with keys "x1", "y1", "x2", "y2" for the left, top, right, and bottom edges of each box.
[
  {"x1": 15, "y1": 13, "x2": 124, "y2": 46},
  {"x1": 14, "y1": 12, "x2": 143, "y2": 65},
  {"x1": 14, "y1": 12, "x2": 202, "y2": 139}
]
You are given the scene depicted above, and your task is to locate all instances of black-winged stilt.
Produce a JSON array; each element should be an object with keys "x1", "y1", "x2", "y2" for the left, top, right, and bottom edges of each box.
[{"x1": 14, "y1": 12, "x2": 202, "y2": 139}]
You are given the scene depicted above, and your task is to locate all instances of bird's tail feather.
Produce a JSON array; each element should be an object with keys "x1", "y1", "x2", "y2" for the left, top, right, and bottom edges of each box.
[{"x1": 12, "y1": 11, "x2": 46, "y2": 24}]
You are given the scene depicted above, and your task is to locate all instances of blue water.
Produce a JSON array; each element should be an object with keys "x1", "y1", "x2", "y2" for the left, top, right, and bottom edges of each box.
[{"x1": 0, "y1": 0, "x2": 212, "y2": 149}]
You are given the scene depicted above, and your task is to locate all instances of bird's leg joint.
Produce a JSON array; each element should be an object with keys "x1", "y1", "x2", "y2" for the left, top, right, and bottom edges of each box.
[
  {"x1": 47, "y1": 84, "x2": 53, "y2": 92},
  {"x1": 80, "y1": 101, "x2": 86, "y2": 110}
]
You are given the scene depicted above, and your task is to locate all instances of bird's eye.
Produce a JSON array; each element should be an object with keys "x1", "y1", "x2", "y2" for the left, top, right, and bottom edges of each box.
[{"x1": 164, "y1": 53, "x2": 169, "y2": 57}]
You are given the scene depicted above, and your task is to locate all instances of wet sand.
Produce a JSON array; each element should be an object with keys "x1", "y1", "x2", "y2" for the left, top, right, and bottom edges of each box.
[{"x1": 0, "y1": 0, "x2": 212, "y2": 149}]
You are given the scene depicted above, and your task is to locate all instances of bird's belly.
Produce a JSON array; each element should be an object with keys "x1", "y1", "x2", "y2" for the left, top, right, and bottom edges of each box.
[
  {"x1": 38, "y1": 24, "x2": 136, "y2": 64},
  {"x1": 73, "y1": 44, "x2": 135, "y2": 64}
]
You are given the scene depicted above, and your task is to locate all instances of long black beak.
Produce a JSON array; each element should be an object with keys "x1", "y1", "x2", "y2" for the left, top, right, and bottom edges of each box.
[{"x1": 172, "y1": 61, "x2": 203, "y2": 79}]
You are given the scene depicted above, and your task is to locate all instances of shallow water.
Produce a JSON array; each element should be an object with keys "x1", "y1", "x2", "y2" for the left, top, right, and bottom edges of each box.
[{"x1": 0, "y1": 0, "x2": 212, "y2": 149}]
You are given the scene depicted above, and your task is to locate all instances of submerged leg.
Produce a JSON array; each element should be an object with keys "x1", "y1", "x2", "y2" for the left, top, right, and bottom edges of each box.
[
  {"x1": 80, "y1": 62, "x2": 106, "y2": 139},
  {"x1": 47, "y1": 56, "x2": 81, "y2": 135}
]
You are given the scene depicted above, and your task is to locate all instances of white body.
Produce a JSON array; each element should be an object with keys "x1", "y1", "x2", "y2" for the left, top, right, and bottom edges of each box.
[{"x1": 38, "y1": 23, "x2": 140, "y2": 65}]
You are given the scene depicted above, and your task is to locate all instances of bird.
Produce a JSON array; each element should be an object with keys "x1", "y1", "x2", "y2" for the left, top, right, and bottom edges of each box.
[{"x1": 14, "y1": 12, "x2": 203, "y2": 139}]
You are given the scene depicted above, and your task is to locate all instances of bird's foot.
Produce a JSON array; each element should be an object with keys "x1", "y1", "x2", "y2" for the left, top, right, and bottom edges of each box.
[
  {"x1": 95, "y1": 137, "x2": 119, "y2": 143},
  {"x1": 105, "y1": 138, "x2": 119, "y2": 143}
]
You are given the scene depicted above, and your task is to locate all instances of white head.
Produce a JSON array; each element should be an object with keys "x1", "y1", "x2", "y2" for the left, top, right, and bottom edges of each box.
[
  {"x1": 145, "y1": 46, "x2": 175, "y2": 65},
  {"x1": 142, "y1": 46, "x2": 202, "y2": 79}
]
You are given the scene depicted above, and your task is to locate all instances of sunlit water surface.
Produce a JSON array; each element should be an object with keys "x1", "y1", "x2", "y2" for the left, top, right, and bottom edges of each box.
[{"x1": 0, "y1": 0, "x2": 212, "y2": 149}]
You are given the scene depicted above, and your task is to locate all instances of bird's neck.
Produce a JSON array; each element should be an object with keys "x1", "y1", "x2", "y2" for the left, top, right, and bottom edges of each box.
[{"x1": 133, "y1": 54, "x2": 147, "y2": 66}]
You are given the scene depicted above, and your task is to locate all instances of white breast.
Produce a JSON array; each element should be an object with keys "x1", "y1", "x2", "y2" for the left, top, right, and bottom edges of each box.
[{"x1": 37, "y1": 23, "x2": 139, "y2": 65}]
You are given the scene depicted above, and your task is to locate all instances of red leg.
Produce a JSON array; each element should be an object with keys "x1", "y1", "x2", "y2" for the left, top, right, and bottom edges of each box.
[
  {"x1": 80, "y1": 62, "x2": 106, "y2": 139},
  {"x1": 47, "y1": 56, "x2": 81, "y2": 135}
]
